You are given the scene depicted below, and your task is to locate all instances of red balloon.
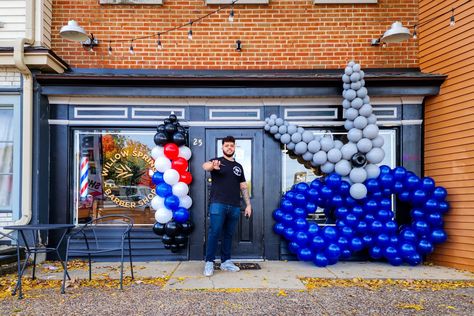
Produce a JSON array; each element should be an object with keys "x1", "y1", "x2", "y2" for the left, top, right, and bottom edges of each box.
[
  {"x1": 172, "y1": 157, "x2": 188, "y2": 173},
  {"x1": 164, "y1": 143, "x2": 179, "y2": 160},
  {"x1": 180, "y1": 171, "x2": 193, "y2": 185}
]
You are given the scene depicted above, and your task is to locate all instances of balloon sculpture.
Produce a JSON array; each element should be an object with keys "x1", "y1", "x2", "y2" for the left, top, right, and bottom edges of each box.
[
  {"x1": 150, "y1": 114, "x2": 194, "y2": 252},
  {"x1": 268, "y1": 61, "x2": 449, "y2": 267}
]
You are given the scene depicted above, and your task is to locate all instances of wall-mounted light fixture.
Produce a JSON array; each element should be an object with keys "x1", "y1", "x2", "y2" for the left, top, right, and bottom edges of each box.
[
  {"x1": 235, "y1": 40, "x2": 242, "y2": 52},
  {"x1": 371, "y1": 21, "x2": 411, "y2": 46},
  {"x1": 59, "y1": 20, "x2": 99, "y2": 51}
]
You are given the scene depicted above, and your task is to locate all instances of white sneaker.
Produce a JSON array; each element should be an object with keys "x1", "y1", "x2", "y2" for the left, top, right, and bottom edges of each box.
[
  {"x1": 220, "y1": 260, "x2": 240, "y2": 272},
  {"x1": 203, "y1": 261, "x2": 214, "y2": 277}
]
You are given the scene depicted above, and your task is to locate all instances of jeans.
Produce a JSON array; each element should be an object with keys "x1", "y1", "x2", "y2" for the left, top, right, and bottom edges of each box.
[{"x1": 205, "y1": 202, "x2": 241, "y2": 263}]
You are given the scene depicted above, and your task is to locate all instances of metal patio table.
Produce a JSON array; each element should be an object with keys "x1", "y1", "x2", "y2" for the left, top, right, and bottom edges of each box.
[{"x1": 4, "y1": 224, "x2": 75, "y2": 299}]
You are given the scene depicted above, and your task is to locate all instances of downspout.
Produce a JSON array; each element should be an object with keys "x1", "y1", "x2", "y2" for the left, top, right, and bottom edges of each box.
[{"x1": 12, "y1": 0, "x2": 36, "y2": 225}]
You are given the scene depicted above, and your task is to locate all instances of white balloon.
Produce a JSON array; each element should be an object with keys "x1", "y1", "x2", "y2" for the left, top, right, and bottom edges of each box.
[
  {"x1": 320, "y1": 137, "x2": 335, "y2": 152},
  {"x1": 345, "y1": 108, "x2": 359, "y2": 120},
  {"x1": 179, "y1": 146, "x2": 192, "y2": 160},
  {"x1": 350, "y1": 168, "x2": 368, "y2": 183},
  {"x1": 334, "y1": 140, "x2": 344, "y2": 149},
  {"x1": 151, "y1": 146, "x2": 164, "y2": 159},
  {"x1": 163, "y1": 169, "x2": 180, "y2": 185},
  {"x1": 335, "y1": 160, "x2": 351, "y2": 176},
  {"x1": 308, "y1": 140, "x2": 321, "y2": 153},
  {"x1": 172, "y1": 182, "x2": 189, "y2": 197},
  {"x1": 354, "y1": 116, "x2": 368, "y2": 129},
  {"x1": 350, "y1": 183, "x2": 367, "y2": 200},
  {"x1": 372, "y1": 135, "x2": 384, "y2": 148},
  {"x1": 155, "y1": 156, "x2": 171, "y2": 173},
  {"x1": 179, "y1": 195, "x2": 193, "y2": 209},
  {"x1": 365, "y1": 164, "x2": 381, "y2": 179},
  {"x1": 366, "y1": 148, "x2": 385, "y2": 164},
  {"x1": 154, "y1": 207, "x2": 173, "y2": 224},
  {"x1": 347, "y1": 128, "x2": 363, "y2": 143},
  {"x1": 151, "y1": 196, "x2": 165, "y2": 210},
  {"x1": 363, "y1": 124, "x2": 379, "y2": 139},
  {"x1": 327, "y1": 148, "x2": 342, "y2": 163},
  {"x1": 357, "y1": 138, "x2": 373, "y2": 153},
  {"x1": 302, "y1": 151, "x2": 314, "y2": 161},
  {"x1": 320, "y1": 161, "x2": 335, "y2": 174},
  {"x1": 341, "y1": 142, "x2": 358, "y2": 160},
  {"x1": 312, "y1": 151, "x2": 327, "y2": 165}
]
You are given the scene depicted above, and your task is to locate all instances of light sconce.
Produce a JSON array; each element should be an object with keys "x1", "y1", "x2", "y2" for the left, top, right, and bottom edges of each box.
[
  {"x1": 59, "y1": 20, "x2": 99, "y2": 51},
  {"x1": 235, "y1": 40, "x2": 242, "y2": 52},
  {"x1": 371, "y1": 21, "x2": 411, "y2": 46}
]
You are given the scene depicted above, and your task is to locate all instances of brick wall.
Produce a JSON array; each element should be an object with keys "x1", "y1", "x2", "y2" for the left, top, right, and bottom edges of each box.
[
  {"x1": 0, "y1": 68, "x2": 21, "y2": 87},
  {"x1": 51, "y1": 0, "x2": 418, "y2": 69}
]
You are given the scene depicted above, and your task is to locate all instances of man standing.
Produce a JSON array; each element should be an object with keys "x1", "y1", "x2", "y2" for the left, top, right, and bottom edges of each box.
[{"x1": 202, "y1": 136, "x2": 252, "y2": 277}]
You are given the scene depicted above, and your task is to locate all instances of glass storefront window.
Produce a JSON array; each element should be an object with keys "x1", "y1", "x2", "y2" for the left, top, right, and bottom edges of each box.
[
  {"x1": 0, "y1": 108, "x2": 13, "y2": 209},
  {"x1": 73, "y1": 130, "x2": 157, "y2": 225}
]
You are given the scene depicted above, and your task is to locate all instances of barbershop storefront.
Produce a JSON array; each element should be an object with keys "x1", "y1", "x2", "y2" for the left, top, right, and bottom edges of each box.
[{"x1": 34, "y1": 69, "x2": 444, "y2": 261}]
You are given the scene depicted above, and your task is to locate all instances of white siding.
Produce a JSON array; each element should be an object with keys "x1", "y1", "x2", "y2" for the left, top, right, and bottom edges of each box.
[{"x1": 0, "y1": 0, "x2": 26, "y2": 41}]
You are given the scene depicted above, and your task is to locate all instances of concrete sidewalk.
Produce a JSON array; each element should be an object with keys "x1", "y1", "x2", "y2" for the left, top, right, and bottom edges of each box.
[{"x1": 21, "y1": 260, "x2": 474, "y2": 290}]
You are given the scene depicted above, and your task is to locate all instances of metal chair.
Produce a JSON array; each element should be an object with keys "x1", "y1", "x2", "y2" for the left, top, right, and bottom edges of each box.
[{"x1": 61, "y1": 215, "x2": 134, "y2": 293}]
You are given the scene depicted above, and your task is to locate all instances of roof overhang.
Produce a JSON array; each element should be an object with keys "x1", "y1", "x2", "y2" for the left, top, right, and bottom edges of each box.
[{"x1": 0, "y1": 47, "x2": 70, "y2": 74}]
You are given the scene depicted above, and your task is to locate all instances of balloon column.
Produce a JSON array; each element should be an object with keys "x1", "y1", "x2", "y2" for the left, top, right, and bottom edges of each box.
[
  {"x1": 268, "y1": 61, "x2": 450, "y2": 267},
  {"x1": 150, "y1": 114, "x2": 194, "y2": 252}
]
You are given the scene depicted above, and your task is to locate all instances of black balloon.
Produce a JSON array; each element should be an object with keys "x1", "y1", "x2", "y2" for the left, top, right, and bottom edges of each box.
[
  {"x1": 168, "y1": 114, "x2": 178, "y2": 122},
  {"x1": 164, "y1": 244, "x2": 171, "y2": 249},
  {"x1": 162, "y1": 234, "x2": 174, "y2": 245},
  {"x1": 351, "y1": 153, "x2": 367, "y2": 168},
  {"x1": 177, "y1": 126, "x2": 185, "y2": 134},
  {"x1": 174, "y1": 234, "x2": 187, "y2": 244},
  {"x1": 154, "y1": 132, "x2": 168, "y2": 146},
  {"x1": 178, "y1": 243, "x2": 186, "y2": 249},
  {"x1": 157, "y1": 124, "x2": 166, "y2": 133},
  {"x1": 164, "y1": 119, "x2": 171, "y2": 125},
  {"x1": 152, "y1": 222, "x2": 166, "y2": 235},
  {"x1": 172, "y1": 132, "x2": 186, "y2": 146},
  {"x1": 181, "y1": 221, "x2": 194, "y2": 235},
  {"x1": 170, "y1": 244, "x2": 179, "y2": 253},
  {"x1": 165, "y1": 123, "x2": 177, "y2": 136},
  {"x1": 164, "y1": 221, "x2": 182, "y2": 237}
]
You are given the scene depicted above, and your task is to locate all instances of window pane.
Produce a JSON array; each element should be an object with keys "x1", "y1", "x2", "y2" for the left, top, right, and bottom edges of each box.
[
  {"x1": 0, "y1": 109, "x2": 13, "y2": 141},
  {"x1": 75, "y1": 131, "x2": 158, "y2": 225},
  {"x1": 0, "y1": 143, "x2": 13, "y2": 173},
  {"x1": 0, "y1": 175, "x2": 13, "y2": 208}
]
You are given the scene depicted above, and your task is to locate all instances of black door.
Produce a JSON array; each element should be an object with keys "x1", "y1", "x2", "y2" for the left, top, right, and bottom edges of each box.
[{"x1": 205, "y1": 129, "x2": 264, "y2": 259}]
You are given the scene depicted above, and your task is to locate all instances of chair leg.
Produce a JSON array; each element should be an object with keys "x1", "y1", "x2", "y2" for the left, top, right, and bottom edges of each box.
[
  {"x1": 61, "y1": 249, "x2": 70, "y2": 294},
  {"x1": 55, "y1": 249, "x2": 71, "y2": 280},
  {"x1": 32, "y1": 252, "x2": 37, "y2": 280},
  {"x1": 120, "y1": 246, "x2": 125, "y2": 290},
  {"x1": 128, "y1": 236, "x2": 134, "y2": 279},
  {"x1": 88, "y1": 254, "x2": 92, "y2": 281}
]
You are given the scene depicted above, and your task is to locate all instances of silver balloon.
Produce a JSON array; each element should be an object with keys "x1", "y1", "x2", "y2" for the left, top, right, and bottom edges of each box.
[
  {"x1": 366, "y1": 147, "x2": 385, "y2": 164},
  {"x1": 342, "y1": 99, "x2": 351, "y2": 109},
  {"x1": 294, "y1": 142, "x2": 308, "y2": 155},
  {"x1": 335, "y1": 160, "x2": 351, "y2": 176},
  {"x1": 347, "y1": 128, "x2": 363, "y2": 143},
  {"x1": 320, "y1": 161, "x2": 335, "y2": 174},
  {"x1": 372, "y1": 135, "x2": 384, "y2": 148},
  {"x1": 357, "y1": 138, "x2": 373, "y2": 153},
  {"x1": 350, "y1": 183, "x2": 367, "y2": 200},
  {"x1": 287, "y1": 125, "x2": 298, "y2": 135},
  {"x1": 346, "y1": 108, "x2": 359, "y2": 120},
  {"x1": 270, "y1": 125, "x2": 279, "y2": 134},
  {"x1": 344, "y1": 120, "x2": 354, "y2": 131},
  {"x1": 334, "y1": 140, "x2": 344, "y2": 149},
  {"x1": 302, "y1": 131, "x2": 314, "y2": 143},
  {"x1": 350, "y1": 72, "x2": 361, "y2": 82},
  {"x1": 363, "y1": 124, "x2": 379, "y2": 139},
  {"x1": 345, "y1": 89, "x2": 357, "y2": 101},
  {"x1": 350, "y1": 167, "x2": 368, "y2": 183},
  {"x1": 274, "y1": 133, "x2": 281, "y2": 140},
  {"x1": 312, "y1": 151, "x2": 327, "y2": 165},
  {"x1": 308, "y1": 140, "x2": 321, "y2": 153},
  {"x1": 356, "y1": 87, "x2": 368, "y2": 98},
  {"x1": 365, "y1": 163, "x2": 381, "y2": 179},
  {"x1": 351, "y1": 98, "x2": 363, "y2": 109},
  {"x1": 367, "y1": 114, "x2": 377, "y2": 124},
  {"x1": 320, "y1": 137, "x2": 335, "y2": 152},
  {"x1": 341, "y1": 142, "x2": 358, "y2": 160},
  {"x1": 291, "y1": 132, "x2": 302, "y2": 143},
  {"x1": 280, "y1": 133, "x2": 291, "y2": 144},
  {"x1": 354, "y1": 116, "x2": 368, "y2": 129},
  {"x1": 275, "y1": 118, "x2": 284, "y2": 126},
  {"x1": 302, "y1": 151, "x2": 314, "y2": 161},
  {"x1": 278, "y1": 125, "x2": 287, "y2": 134},
  {"x1": 359, "y1": 104, "x2": 373, "y2": 117},
  {"x1": 327, "y1": 148, "x2": 342, "y2": 163},
  {"x1": 287, "y1": 142, "x2": 296, "y2": 151}
]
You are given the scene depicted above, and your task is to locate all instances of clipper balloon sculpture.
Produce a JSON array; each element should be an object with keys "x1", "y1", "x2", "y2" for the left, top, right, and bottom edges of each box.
[
  {"x1": 268, "y1": 62, "x2": 449, "y2": 267},
  {"x1": 150, "y1": 114, "x2": 194, "y2": 252}
]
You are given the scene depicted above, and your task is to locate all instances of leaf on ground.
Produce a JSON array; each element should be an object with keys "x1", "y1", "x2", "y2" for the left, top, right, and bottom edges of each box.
[
  {"x1": 397, "y1": 303, "x2": 424, "y2": 311},
  {"x1": 277, "y1": 289, "x2": 287, "y2": 296}
]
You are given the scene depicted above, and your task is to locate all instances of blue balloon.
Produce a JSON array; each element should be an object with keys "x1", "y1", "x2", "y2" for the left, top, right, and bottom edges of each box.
[
  {"x1": 393, "y1": 181, "x2": 404, "y2": 194},
  {"x1": 164, "y1": 195, "x2": 180, "y2": 210},
  {"x1": 421, "y1": 177, "x2": 435, "y2": 193},
  {"x1": 280, "y1": 199, "x2": 294, "y2": 212},
  {"x1": 380, "y1": 173, "x2": 394, "y2": 189},
  {"x1": 424, "y1": 199, "x2": 439, "y2": 213},
  {"x1": 379, "y1": 165, "x2": 391, "y2": 175},
  {"x1": 294, "y1": 182, "x2": 309, "y2": 193},
  {"x1": 152, "y1": 171, "x2": 164, "y2": 185},
  {"x1": 417, "y1": 239, "x2": 434, "y2": 255},
  {"x1": 366, "y1": 179, "x2": 381, "y2": 193},
  {"x1": 326, "y1": 243, "x2": 341, "y2": 259},
  {"x1": 362, "y1": 235, "x2": 374, "y2": 247},
  {"x1": 356, "y1": 221, "x2": 368, "y2": 233},
  {"x1": 410, "y1": 208, "x2": 425, "y2": 220},
  {"x1": 384, "y1": 246, "x2": 398, "y2": 260},
  {"x1": 294, "y1": 218, "x2": 308, "y2": 231},
  {"x1": 389, "y1": 256, "x2": 403, "y2": 266},
  {"x1": 288, "y1": 241, "x2": 300, "y2": 254},
  {"x1": 430, "y1": 229, "x2": 447, "y2": 244},
  {"x1": 307, "y1": 223, "x2": 320, "y2": 237},
  {"x1": 295, "y1": 231, "x2": 310, "y2": 247},
  {"x1": 393, "y1": 166, "x2": 407, "y2": 181},
  {"x1": 427, "y1": 212, "x2": 443, "y2": 227},
  {"x1": 336, "y1": 220, "x2": 346, "y2": 228},
  {"x1": 401, "y1": 229, "x2": 417, "y2": 243},
  {"x1": 156, "y1": 182, "x2": 172, "y2": 197},
  {"x1": 337, "y1": 236, "x2": 349, "y2": 250},
  {"x1": 364, "y1": 213, "x2": 375, "y2": 225},
  {"x1": 432, "y1": 187, "x2": 447, "y2": 201},
  {"x1": 313, "y1": 253, "x2": 329, "y2": 267},
  {"x1": 340, "y1": 249, "x2": 352, "y2": 259},
  {"x1": 385, "y1": 221, "x2": 398, "y2": 235},
  {"x1": 285, "y1": 191, "x2": 296, "y2": 202},
  {"x1": 310, "y1": 179, "x2": 323, "y2": 189},
  {"x1": 273, "y1": 223, "x2": 285, "y2": 235},
  {"x1": 345, "y1": 196, "x2": 357, "y2": 207},
  {"x1": 352, "y1": 206, "x2": 364, "y2": 219},
  {"x1": 398, "y1": 191, "x2": 411, "y2": 202},
  {"x1": 376, "y1": 234, "x2": 390, "y2": 247},
  {"x1": 320, "y1": 186, "x2": 333, "y2": 200},
  {"x1": 438, "y1": 201, "x2": 449, "y2": 214},
  {"x1": 335, "y1": 206, "x2": 349, "y2": 219},
  {"x1": 323, "y1": 226, "x2": 338, "y2": 241},
  {"x1": 406, "y1": 175, "x2": 420, "y2": 190},
  {"x1": 293, "y1": 207, "x2": 307, "y2": 218},
  {"x1": 379, "y1": 198, "x2": 392, "y2": 210},
  {"x1": 412, "y1": 190, "x2": 428, "y2": 205},
  {"x1": 294, "y1": 193, "x2": 307, "y2": 207},
  {"x1": 306, "y1": 189, "x2": 319, "y2": 203},
  {"x1": 371, "y1": 220, "x2": 383, "y2": 235},
  {"x1": 306, "y1": 202, "x2": 317, "y2": 213},
  {"x1": 389, "y1": 235, "x2": 399, "y2": 246},
  {"x1": 272, "y1": 208, "x2": 284, "y2": 222},
  {"x1": 173, "y1": 207, "x2": 190, "y2": 223},
  {"x1": 310, "y1": 235, "x2": 326, "y2": 252},
  {"x1": 282, "y1": 213, "x2": 294, "y2": 226},
  {"x1": 364, "y1": 199, "x2": 378, "y2": 213},
  {"x1": 406, "y1": 253, "x2": 422, "y2": 266},
  {"x1": 414, "y1": 220, "x2": 430, "y2": 236},
  {"x1": 330, "y1": 195, "x2": 344, "y2": 208},
  {"x1": 284, "y1": 227, "x2": 296, "y2": 241},
  {"x1": 371, "y1": 191, "x2": 384, "y2": 200},
  {"x1": 297, "y1": 248, "x2": 313, "y2": 261},
  {"x1": 339, "y1": 181, "x2": 350, "y2": 196},
  {"x1": 345, "y1": 214, "x2": 358, "y2": 227},
  {"x1": 377, "y1": 209, "x2": 391, "y2": 222},
  {"x1": 400, "y1": 243, "x2": 416, "y2": 258},
  {"x1": 369, "y1": 246, "x2": 383, "y2": 259},
  {"x1": 341, "y1": 226, "x2": 354, "y2": 238},
  {"x1": 350, "y1": 237, "x2": 364, "y2": 252},
  {"x1": 326, "y1": 173, "x2": 342, "y2": 189}
]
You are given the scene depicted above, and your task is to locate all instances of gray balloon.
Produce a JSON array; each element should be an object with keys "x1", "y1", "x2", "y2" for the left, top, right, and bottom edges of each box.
[
  {"x1": 287, "y1": 142, "x2": 296, "y2": 151},
  {"x1": 335, "y1": 160, "x2": 351, "y2": 176},
  {"x1": 366, "y1": 147, "x2": 385, "y2": 164},
  {"x1": 280, "y1": 133, "x2": 291, "y2": 144},
  {"x1": 345, "y1": 89, "x2": 357, "y2": 101},
  {"x1": 350, "y1": 183, "x2": 367, "y2": 200},
  {"x1": 346, "y1": 108, "x2": 359, "y2": 120},
  {"x1": 348, "y1": 61, "x2": 356, "y2": 67},
  {"x1": 297, "y1": 127, "x2": 304, "y2": 134},
  {"x1": 274, "y1": 133, "x2": 281, "y2": 140},
  {"x1": 363, "y1": 95, "x2": 370, "y2": 104},
  {"x1": 270, "y1": 125, "x2": 279, "y2": 134},
  {"x1": 321, "y1": 161, "x2": 335, "y2": 174},
  {"x1": 312, "y1": 151, "x2": 327, "y2": 165},
  {"x1": 365, "y1": 164, "x2": 381, "y2": 179},
  {"x1": 270, "y1": 114, "x2": 277, "y2": 120},
  {"x1": 284, "y1": 121, "x2": 289, "y2": 126},
  {"x1": 287, "y1": 125, "x2": 298, "y2": 135},
  {"x1": 334, "y1": 140, "x2": 344, "y2": 149},
  {"x1": 372, "y1": 135, "x2": 384, "y2": 148},
  {"x1": 360, "y1": 79, "x2": 365, "y2": 87},
  {"x1": 291, "y1": 132, "x2": 302, "y2": 143},
  {"x1": 351, "y1": 98, "x2": 364, "y2": 109},
  {"x1": 268, "y1": 118, "x2": 276, "y2": 126},
  {"x1": 341, "y1": 142, "x2": 358, "y2": 160},
  {"x1": 302, "y1": 151, "x2": 314, "y2": 161},
  {"x1": 350, "y1": 81, "x2": 362, "y2": 91},
  {"x1": 342, "y1": 99, "x2": 351, "y2": 109},
  {"x1": 320, "y1": 137, "x2": 335, "y2": 152},
  {"x1": 302, "y1": 131, "x2": 314, "y2": 143},
  {"x1": 307, "y1": 140, "x2": 321, "y2": 153},
  {"x1": 275, "y1": 118, "x2": 284, "y2": 126},
  {"x1": 350, "y1": 167, "x2": 368, "y2": 183},
  {"x1": 359, "y1": 104, "x2": 373, "y2": 117},
  {"x1": 343, "y1": 83, "x2": 351, "y2": 90},
  {"x1": 363, "y1": 124, "x2": 379, "y2": 139},
  {"x1": 356, "y1": 87, "x2": 368, "y2": 98},
  {"x1": 350, "y1": 72, "x2": 361, "y2": 82},
  {"x1": 359, "y1": 70, "x2": 365, "y2": 79},
  {"x1": 357, "y1": 138, "x2": 373, "y2": 153},
  {"x1": 342, "y1": 74, "x2": 351, "y2": 83},
  {"x1": 294, "y1": 142, "x2": 308, "y2": 155},
  {"x1": 354, "y1": 116, "x2": 368, "y2": 129},
  {"x1": 353, "y1": 63, "x2": 361, "y2": 72},
  {"x1": 264, "y1": 124, "x2": 270, "y2": 131},
  {"x1": 327, "y1": 148, "x2": 342, "y2": 163},
  {"x1": 278, "y1": 125, "x2": 287, "y2": 134},
  {"x1": 348, "y1": 128, "x2": 363, "y2": 143},
  {"x1": 345, "y1": 66, "x2": 353, "y2": 75},
  {"x1": 367, "y1": 114, "x2": 377, "y2": 124},
  {"x1": 344, "y1": 120, "x2": 354, "y2": 131}
]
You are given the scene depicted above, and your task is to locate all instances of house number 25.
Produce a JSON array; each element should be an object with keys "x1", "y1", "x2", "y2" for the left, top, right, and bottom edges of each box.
[{"x1": 193, "y1": 138, "x2": 203, "y2": 146}]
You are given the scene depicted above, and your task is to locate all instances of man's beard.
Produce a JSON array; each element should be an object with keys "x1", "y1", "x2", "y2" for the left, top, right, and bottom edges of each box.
[{"x1": 223, "y1": 150, "x2": 234, "y2": 158}]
